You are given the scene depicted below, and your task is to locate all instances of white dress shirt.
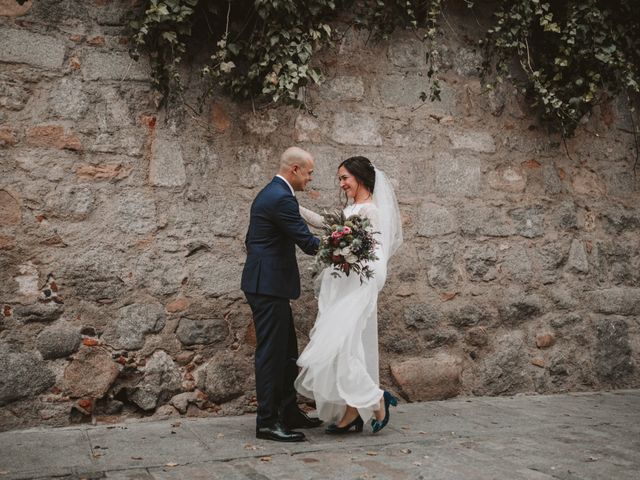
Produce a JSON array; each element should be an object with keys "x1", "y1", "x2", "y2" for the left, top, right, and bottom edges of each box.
[{"x1": 276, "y1": 174, "x2": 295, "y2": 196}]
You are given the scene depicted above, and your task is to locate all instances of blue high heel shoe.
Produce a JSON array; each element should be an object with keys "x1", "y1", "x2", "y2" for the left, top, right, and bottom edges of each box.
[{"x1": 371, "y1": 391, "x2": 398, "y2": 433}]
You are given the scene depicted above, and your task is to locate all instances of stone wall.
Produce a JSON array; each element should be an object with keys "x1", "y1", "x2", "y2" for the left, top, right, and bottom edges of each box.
[{"x1": 1, "y1": 1, "x2": 639, "y2": 431}]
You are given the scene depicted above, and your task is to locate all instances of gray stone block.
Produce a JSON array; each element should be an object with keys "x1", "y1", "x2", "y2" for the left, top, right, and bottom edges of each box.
[
  {"x1": 128, "y1": 350, "x2": 181, "y2": 411},
  {"x1": 595, "y1": 316, "x2": 633, "y2": 382},
  {"x1": 381, "y1": 331, "x2": 422, "y2": 354},
  {"x1": 449, "y1": 131, "x2": 496, "y2": 153},
  {"x1": 601, "y1": 206, "x2": 640, "y2": 234},
  {"x1": 82, "y1": 51, "x2": 151, "y2": 81},
  {"x1": 590, "y1": 287, "x2": 640, "y2": 316},
  {"x1": 567, "y1": 239, "x2": 589, "y2": 273},
  {"x1": 387, "y1": 39, "x2": 426, "y2": 69},
  {"x1": 535, "y1": 241, "x2": 569, "y2": 284},
  {"x1": 460, "y1": 206, "x2": 515, "y2": 237},
  {"x1": 475, "y1": 332, "x2": 532, "y2": 395},
  {"x1": 543, "y1": 164, "x2": 564, "y2": 194},
  {"x1": 64, "y1": 248, "x2": 126, "y2": 301},
  {"x1": 417, "y1": 202, "x2": 457, "y2": 237},
  {"x1": 330, "y1": 112, "x2": 382, "y2": 145},
  {"x1": 0, "y1": 344, "x2": 55, "y2": 406},
  {"x1": 149, "y1": 133, "x2": 186, "y2": 187},
  {"x1": 45, "y1": 186, "x2": 96, "y2": 218},
  {"x1": 445, "y1": 304, "x2": 491, "y2": 328},
  {"x1": 47, "y1": 78, "x2": 90, "y2": 120},
  {"x1": 404, "y1": 303, "x2": 443, "y2": 330},
  {"x1": 423, "y1": 240, "x2": 459, "y2": 289},
  {"x1": 434, "y1": 152, "x2": 481, "y2": 197},
  {"x1": 501, "y1": 245, "x2": 533, "y2": 283},
  {"x1": 197, "y1": 351, "x2": 250, "y2": 403},
  {"x1": 552, "y1": 201, "x2": 578, "y2": 230},
  {"x1": 378, "y1": 73, "x2": 457, "y2": 111},
  {"x1": 14, "y1": 302, "x2": 64, "y2": 323},
  {"x1": 0, "y1": 27, "x2": 65, "y2": 69},
  {"x1": 176, "y1": 317, "x2": 228, "y2": 346},
  {"x1": 114, "y1": 191, "x2": 157, "y2": 235},
  {"x1": 187, "y1": 255, "x2": 243, "y2": 298},
  {"x1": 453, "y1": 47, "x2": 483, "y2": 76},
  {"x1": 508, "y1": 205, "x2": 545, "y2": 238},
  {"x1": 102, "y1": 303, "x2": 166, "y2": 350},
  {"x1": 546, "y1": 286, "x2": 579, "y2": 311},
  {"x1": 0, "y1": 72, "x2": 30, "y2": 110},
  {"x1": 320, "y1": 75, "x2": 365, "y2": 101},
  {"x1": 464, "y1": 243, "x2": 498, "y2": 282},
  {"x1": 36, "y1": 322, "x2": 81, "y2": 359},
  {"x1": 498, "y1": 291, "x2": 543, "y2": 325},
  {"x1": 133, "y1": 251, "x2": 185, "y2": 297}
]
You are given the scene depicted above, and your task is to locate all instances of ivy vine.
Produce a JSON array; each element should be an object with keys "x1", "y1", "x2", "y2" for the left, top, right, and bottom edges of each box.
[
  {"x1": 482, "y1": 0, "x2": 640, "y2": 136},
  {"x1": 16, "y1": 0, "x2": 640, "y2": 138}
]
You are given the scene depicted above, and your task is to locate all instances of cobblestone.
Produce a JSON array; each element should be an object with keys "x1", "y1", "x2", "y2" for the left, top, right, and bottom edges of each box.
[{"x1": 0, "y1": 390, "x2": 638, "y2": 479}]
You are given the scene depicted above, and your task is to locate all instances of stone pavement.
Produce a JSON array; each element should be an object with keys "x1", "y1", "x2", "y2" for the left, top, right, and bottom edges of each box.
[{"x1": 0, "y1": 390, "x2": 638, "y2": 480}]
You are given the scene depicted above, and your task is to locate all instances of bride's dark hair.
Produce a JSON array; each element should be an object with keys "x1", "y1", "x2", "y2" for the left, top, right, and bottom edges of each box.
[{"x1": 339, "y1": 156, "x2": 376, "y2": 194}]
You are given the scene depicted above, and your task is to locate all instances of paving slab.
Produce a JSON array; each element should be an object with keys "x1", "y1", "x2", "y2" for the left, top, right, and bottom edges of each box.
[
  {"x1": 86, "y1": 421, "x2": 212, "y2": 470},
  {"x1": 0, "y1": 390, "x2": 638, "y2": 480},
  {"x1": 0, "y1": 427, "x2": 93, "y2": 479}
]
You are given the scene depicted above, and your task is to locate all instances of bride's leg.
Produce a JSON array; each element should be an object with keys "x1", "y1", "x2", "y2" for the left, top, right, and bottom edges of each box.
[
  {"x1": 336, "y1": 405, "x2": 359, "y2": 427},
  {"x1": 374, "y1": 395, "x2": 385, "y2": 421}
]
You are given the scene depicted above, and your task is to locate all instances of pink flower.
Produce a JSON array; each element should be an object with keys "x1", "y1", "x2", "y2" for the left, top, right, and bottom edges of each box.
[
  {"x1": 342, "y1": 226, "x2": 352, "y2": 235},
  {"x1": 331, "y1": 231, "x2": 343, "y2": 240}
]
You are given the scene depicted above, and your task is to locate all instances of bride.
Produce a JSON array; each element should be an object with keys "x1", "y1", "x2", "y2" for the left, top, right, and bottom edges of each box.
[{"x1": 295, "y1": 156, "x2": 403, "y2": 434}]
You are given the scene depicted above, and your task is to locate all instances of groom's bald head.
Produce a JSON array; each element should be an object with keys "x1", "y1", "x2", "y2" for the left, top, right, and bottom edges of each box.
[
  {"x1": 278, "y1": 147, "x2": 315, "y2": 191},
  {"x1": 280, "y1": 147, "x2": 313, "y2": 170}
]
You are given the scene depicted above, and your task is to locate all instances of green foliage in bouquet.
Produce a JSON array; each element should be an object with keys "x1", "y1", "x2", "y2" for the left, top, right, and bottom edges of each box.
[{"x1": 315, "y1": 210, "x2": 378, "y2": 284}]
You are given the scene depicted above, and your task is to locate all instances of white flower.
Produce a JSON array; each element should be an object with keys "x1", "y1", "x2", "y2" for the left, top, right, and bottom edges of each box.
[
  {"x1": 345, "y1": 253, "x2": 358, "y2": 263},
  {"x1": 339, "y1": 246, "x2": 351, "y2": 256},
  {"x1": 219, "y1": 61, "x2": 236, "y2": 73}
]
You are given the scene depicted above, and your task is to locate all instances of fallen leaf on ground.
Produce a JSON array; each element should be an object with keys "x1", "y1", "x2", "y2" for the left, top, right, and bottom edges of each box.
[
  {"x1": 401, "y1": 448, "x2": 412, "y2": 454},
  {"x1": 259, "y1": 456, "x2": 272, "y2": 462},
  {"x1": 165, "y1": 462, "x2": 179, "y2": 467},
  {"x1": 131, "y1": 456, "x2": 143, "y2": 460},
  {"x1": 0, "y1": 471, "x2": 9, "y2": 475},
  {"x1": 413, "y1": 462, "x2": 422, "y2": 466},
  {"x1": 366, "y1": 452, "x2": 378, "y2": 456},
  {"x1": 302, "y1": 458, "x2": 319, "y2": 463},
  {"x1": 419, "y1": 431, "x2": 427, "y2": 435},
  {"x1": 217, "y1": 433, "x2": 225, "y2": 438},
  {"x1": 244, "y1": 443, "x2": 258, "y2": 450}
]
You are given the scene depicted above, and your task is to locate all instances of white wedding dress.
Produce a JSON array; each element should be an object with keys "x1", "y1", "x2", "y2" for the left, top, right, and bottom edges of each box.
[{"x1": 294, "y1": 169, "x2": 402, "y2": 424}]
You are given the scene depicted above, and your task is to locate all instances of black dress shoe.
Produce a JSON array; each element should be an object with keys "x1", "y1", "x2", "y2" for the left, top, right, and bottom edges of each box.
[
  {"x1": 256, "y1": 421, "x2": 306, "y2": 442},
  {"x1": 325, "y1": 415, "x2": 364, "y2": 434},
  {"x1": 283, "y1": 408, "x2": 323, "y2": 429}
]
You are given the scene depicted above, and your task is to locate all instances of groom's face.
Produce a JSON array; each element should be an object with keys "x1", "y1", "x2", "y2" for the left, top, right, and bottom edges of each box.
[{"x1": 291, "y1": 158, "x2": 314, "y2": 191}]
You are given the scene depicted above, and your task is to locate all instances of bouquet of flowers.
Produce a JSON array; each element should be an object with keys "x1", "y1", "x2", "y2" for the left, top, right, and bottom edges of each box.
[{"x1": 315, "y1": 210, "x2": 378, "y2": 283}]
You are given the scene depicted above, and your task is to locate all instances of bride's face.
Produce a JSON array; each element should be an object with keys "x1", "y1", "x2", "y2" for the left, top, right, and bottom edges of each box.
[{"x1": 337, "y1": 166, "x2": 362, "y2": 200}]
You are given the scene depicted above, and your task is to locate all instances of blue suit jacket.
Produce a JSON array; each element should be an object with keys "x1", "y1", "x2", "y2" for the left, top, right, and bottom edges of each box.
[{"x1": 241, "y1": 177, "x2": 320, "y2": 299}]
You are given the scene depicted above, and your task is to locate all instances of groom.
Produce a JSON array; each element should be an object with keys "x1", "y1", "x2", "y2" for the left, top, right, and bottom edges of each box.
[{"x1": 241, "y1": 147, "x2": 322, "y2": 442}]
